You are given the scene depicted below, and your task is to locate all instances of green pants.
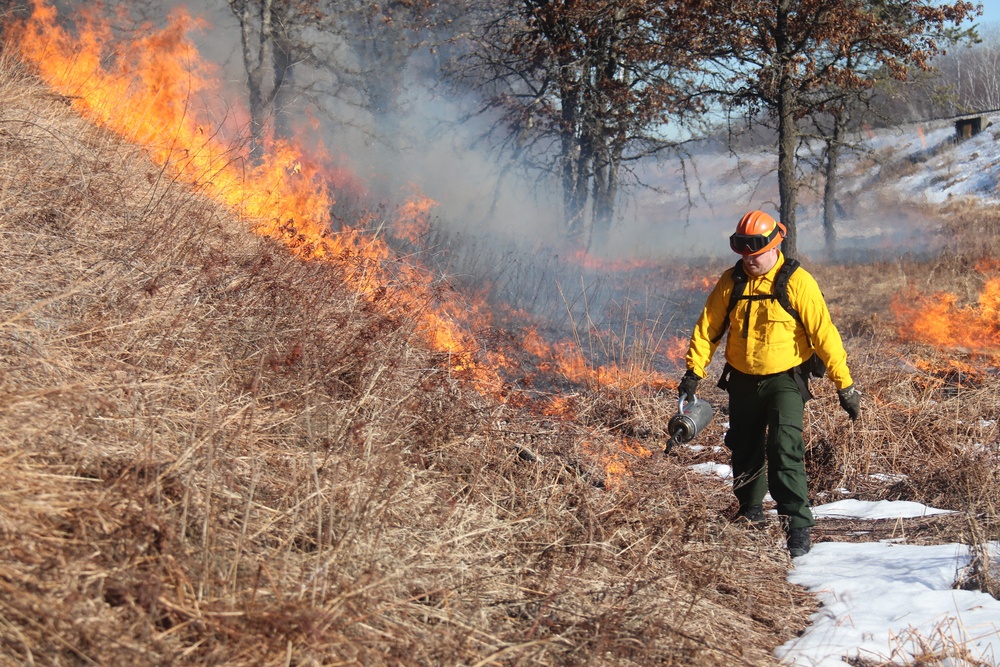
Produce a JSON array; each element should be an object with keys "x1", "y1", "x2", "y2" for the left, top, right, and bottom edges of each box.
[{"x1": 724, "y1": 369, "x2": 814, "y2": 529}]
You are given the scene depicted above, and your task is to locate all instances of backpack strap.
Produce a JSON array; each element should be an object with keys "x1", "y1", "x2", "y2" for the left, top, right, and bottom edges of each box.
[
  {"x1": 773, "y1": 258, "x2": 816, "y2": 347},
  {"x1": 709, "y1": 259, "x2": 746, "y2": 344},
  {"x1": 774, "y1": 258, "x2": 802, "y2": 327}
]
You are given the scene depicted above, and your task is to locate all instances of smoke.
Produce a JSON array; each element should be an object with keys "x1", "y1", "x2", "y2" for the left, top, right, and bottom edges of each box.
[
  {"x1": 356, "y1": 78, "x2": 568, "y2": 246},
  {"x1": 125, "y1": 2, "x2": 742, "y2": 261},
  {"x1": 32, "y1": 0, "x2": 949, "y2": 375},
  {"x1": 64, "y1": 0, "x2": 953, "y2": 272}
]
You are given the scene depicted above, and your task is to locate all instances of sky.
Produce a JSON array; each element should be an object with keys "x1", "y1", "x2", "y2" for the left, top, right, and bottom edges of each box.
[{"x1": 981, "y1": 0, "x2": 1000, "y2": 26}]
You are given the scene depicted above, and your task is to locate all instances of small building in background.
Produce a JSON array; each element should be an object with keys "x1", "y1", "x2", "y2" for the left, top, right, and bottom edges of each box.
[{"x1": 955, "y1": 115, "x2": 983, "y2": 141}]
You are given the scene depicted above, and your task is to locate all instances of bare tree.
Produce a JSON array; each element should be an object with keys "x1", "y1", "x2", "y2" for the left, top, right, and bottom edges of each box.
[
  {"x1": 227, "y1": 0, "x2": 320, "y2": 161},
  {"x1": 448, "y1": 0, "x2": 722, "y2": 248},
  {"x1": 712, "y1": 0, "x2": 980, "y2": 259},
  {"x1": 226, "y1": 0, "x2": 461, "y2": 161},
  {"x1": 933, "y1": 23, "x2": 1000, "y2": 113}
]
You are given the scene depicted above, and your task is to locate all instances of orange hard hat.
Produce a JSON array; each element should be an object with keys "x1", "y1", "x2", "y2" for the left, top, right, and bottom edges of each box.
[{"x1": 730, "y1": 210, "x2": 786, "y2": 256}]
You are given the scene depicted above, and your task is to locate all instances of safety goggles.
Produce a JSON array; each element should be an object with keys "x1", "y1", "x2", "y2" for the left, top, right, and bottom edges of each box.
[{"x1": 729, "y1": 224, "x2": 781, "y2": 255}]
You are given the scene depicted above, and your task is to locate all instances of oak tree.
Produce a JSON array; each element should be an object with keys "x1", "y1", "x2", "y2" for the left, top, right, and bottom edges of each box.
[
  {"x1": 715, "y1": 0, "x2": 980, "y2": 258},
  {"x1": 450, "y1": 0, "x2": 722, "y2": 248}
]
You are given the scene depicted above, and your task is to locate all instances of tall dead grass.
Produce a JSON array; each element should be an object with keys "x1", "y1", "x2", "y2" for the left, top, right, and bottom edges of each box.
[
  {"x1": 0, "y1": 50, "x2": 813, "y2": 666},
  {"x1": 798, "y1": 203, "x2": 1000, "y2": 564}
]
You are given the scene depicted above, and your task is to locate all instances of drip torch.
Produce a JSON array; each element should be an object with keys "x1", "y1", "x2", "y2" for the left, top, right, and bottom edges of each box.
[{"x1": 664, "y1": 395, "x2": 714, "y2": 454}]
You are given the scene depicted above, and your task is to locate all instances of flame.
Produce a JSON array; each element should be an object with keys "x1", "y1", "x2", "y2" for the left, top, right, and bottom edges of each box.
[
  {"x1": 974, "y1": 258, "x2": 1000, "y2": 274},
  {"x1": 15, "y1": 1, "x2": 505, "y2": 393},
  {"x1": 583, "y1": 437, "x2": 653, "y2": 488},
  {"x1": 695, "y1": 275, "x2": 715, "y2": 290},
  {"x1": 911, "y1": 357, "x2": 983, "y2": 383},
  {"x1": 892, "y1": 279, "x2": 1000, "y2": 354},
  {"x1": 659, "y1": 335, "x2": 689, "y2": 365},
  {"x1": 522, "y1": 327, "x2": 672, "y2": 391},
  {"x1": 541, "y1": 394, "x2": 577, "y2": 418},
  {"x1": 13, "y1": 1, "x2": 688, "y2": 483},
  {"x1": 392, "y1": 194, "x2": 436, "y2": 245},
  {"x1": 565, "y1": 250, "x2": 659, "y2": 272}
]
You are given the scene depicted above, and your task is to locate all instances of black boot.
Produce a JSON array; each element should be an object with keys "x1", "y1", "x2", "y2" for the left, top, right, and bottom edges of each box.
[
  {"x1": 787, "y1": 527, "x2": 811, "y2": 558},
  {"x1": 734, "y1": 503, "x2": 765, "y2": 528}
]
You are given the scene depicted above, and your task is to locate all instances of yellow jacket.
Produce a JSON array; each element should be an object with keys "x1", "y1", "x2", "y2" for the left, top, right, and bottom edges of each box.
[{"x1": 685, "y1": 253, "x2": 853, "y2": 391}]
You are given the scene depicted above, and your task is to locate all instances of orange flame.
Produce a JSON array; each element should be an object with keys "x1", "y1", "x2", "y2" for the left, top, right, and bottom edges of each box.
[
  {"x1": 892, "y1": 278, "x2": 1000, "y2": 354},
  {"x1": 565, "y1": 249, "x2": 659, "y2": 272},
  {"x1": 392, "y1": 194, "x2": 436, "y2": 245},
  {"x1": 659, "y1": 335, "x2": 689, "y2": 366},
  {"x1": 540, "y1": 394, "x2": 577, "y2": 418},
  {"x1": 522, "y1": 327, "x2": 672, "y2": 392},
  {"x1": 15, "y1": 1, "x2": 505, "y2": 393},
  {"x1": 583, "y1": 437, "x2": 653, "y2": 488},
  {"x1": 911, "y1": 356, "x2": 982, "y2": 381},
  {"x1": 14, "y1": 2, "x2": 691, "y2": 483}
]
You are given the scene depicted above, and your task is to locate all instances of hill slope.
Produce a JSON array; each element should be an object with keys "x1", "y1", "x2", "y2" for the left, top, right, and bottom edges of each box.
[{"x1": 0, "y1": 48, "x2": 816, "y2": 666}]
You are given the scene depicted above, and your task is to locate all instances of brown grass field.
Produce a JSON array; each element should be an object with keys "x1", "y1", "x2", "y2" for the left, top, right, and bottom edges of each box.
[{"x1": 0, "y1": 38, "x2": 998, "y2": 667}]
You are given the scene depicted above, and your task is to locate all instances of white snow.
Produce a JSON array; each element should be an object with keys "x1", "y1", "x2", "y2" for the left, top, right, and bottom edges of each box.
[
  {"x1": 688, "y1": 461, "x2": 733, "y2": 479},
  {"x1": 778, "y1": 501, "x2": 1000, "y2": 667},
  {"x1": 688, "y1": 462, "x2": 1000, "y2": 664},
  {"x1": 811, "y1": 499, "x2": 954, "y2": 520}
]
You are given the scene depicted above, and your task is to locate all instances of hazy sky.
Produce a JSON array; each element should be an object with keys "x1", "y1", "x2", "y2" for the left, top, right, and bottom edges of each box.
[{"x1": 980, "y1": 0, "x2": 1000, "y2": 26}]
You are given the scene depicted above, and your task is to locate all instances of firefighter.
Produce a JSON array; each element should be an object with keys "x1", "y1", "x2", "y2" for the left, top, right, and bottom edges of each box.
[{"x1": 678, "y1": 210, "x2": 860, "y2": 557}]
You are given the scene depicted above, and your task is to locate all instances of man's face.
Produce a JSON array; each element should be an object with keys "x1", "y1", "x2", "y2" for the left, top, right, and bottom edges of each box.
[{"x1": 742, "y1": 246, "x2": 779, "y2": 277}]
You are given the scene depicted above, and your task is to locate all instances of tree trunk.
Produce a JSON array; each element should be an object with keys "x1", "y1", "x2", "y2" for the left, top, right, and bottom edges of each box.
[
  {"x1": 775, "y1": 0, "x2": 798, "y2": 259},
  {"x1": 777, "y1": 99, "x2": 798, "y2": 259},
  {"x1": 591, "y1": 142, "x2": 620, "y2": 245},
  {"x1": 589, "y1": 10, "x2": 623, "y2": 247},
  {"x1": 271, "y1": 26, "x2": 295, "y2": 141},
  {"x1": 561, "y1": 133, "x2": 587, "y2": 244},
  {"x1": 568, "y1": 140, "x2": 593, "y2": 247},
  {"x1": 822, "y1": 110, "x2": 845, "y2": 258},
  {"x1": 230, "y1": 0, "x2": 276, "y2": 164},
  {"x1": 560, "y1": 73, "x2": 590, "y2": 246}
]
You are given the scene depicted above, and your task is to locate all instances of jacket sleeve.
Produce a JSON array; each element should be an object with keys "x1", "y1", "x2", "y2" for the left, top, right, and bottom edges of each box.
[
  {"x1": 790, "y1": 271, "x2": 854, "y2": 391},
  {"x1": 685, "y1": 272, "x2": 732, "y2": 379}
]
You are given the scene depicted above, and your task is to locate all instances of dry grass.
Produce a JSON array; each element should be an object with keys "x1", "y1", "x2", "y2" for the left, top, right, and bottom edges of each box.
[
  {"x1": 0, "y1": 51, "x2": 820, "y2": 666},
  {"x1": 3, "y1": 27, "x2": 1000, "y2": 663}
]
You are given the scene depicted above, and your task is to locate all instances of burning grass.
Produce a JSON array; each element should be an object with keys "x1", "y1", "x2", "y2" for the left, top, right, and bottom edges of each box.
[
  {"x1": 0, "y1": 41, "x2": 816, "y2": 666},
  {"x1": 2, "y1": 2, "x2": 1000, "y2": 665}
]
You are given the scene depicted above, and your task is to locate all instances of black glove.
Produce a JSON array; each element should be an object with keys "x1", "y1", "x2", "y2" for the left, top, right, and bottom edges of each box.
[
  {"x1": 677, "y1": 370, "x2": 701, "y2": 404},
  {"x1": 838, "y1": 385, "x2": 861, "y2": 421}
]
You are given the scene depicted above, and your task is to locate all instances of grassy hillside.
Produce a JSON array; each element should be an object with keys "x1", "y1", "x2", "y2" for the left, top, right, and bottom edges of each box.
[
  {"x1": 1, "y1": 34, "x2": 999, "y2": 667},
  {"x1": 0, "y1": 48, "x2": 815, "y2": 666}
]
